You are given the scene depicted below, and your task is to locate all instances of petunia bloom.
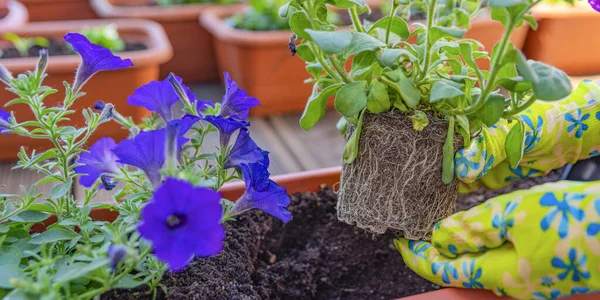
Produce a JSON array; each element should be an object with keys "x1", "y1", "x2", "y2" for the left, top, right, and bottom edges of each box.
[
  {"x1": 138, "y1": 178, "x2": 225, "y2": 271},
  {"x1": 74, "y1": 137, "x2": 122, "y2": 189},
  {"x1": 108, "y1": 244, "x2": 128, "y2": 271},
  {"x1": 166, "y1": 73, "x2": 213, "y2": 116},
  {"x1": 203, "y1": 115, "x2": 248, "y2": 148},
  {"x1": 64, "y1": 33, "x2": 133, "y2": 92},
  {"x1": 0, "y1": 109, "x2": 11, "y2": 135},
  {"x1": 229, "y1": 163, "x2": 292, "y2": 223},
  {"x1": 219, "y1": 72, "x2": 260, "y2": 121},
  {"x1": 112, "y1": 118, "x2": 197, "y2": 187},
  {"x1": 223, "y1": 128, "x2": 265, "y2": 170}
]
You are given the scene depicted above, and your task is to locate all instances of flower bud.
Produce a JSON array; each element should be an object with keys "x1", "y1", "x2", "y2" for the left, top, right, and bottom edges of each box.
[
  {"x1": 35, "y1": 49, "x2": 48, "y2": 77},
  {"x1": 165, "y1": 121, "x2": 180, "y2": 174},
  {"x1": 0, "y1": 63, "x2": 13, "y2": 86},
  {"x1": 93, "y1": 100, "x2": 106, "y2": 111},
  {"x1": 98, "y1": 103, "x2": 114, "y2": 123},
  {"x1": 288, "y1": 35, "x2": 297, "y2": 57},
  {"x1": 100, "y1": 174, "x2": 116, "y2": 191},
  {"x1": 167, "y1": 73, "x2": 195, "y2": 115},
  {"x1": 108, "y1": 244, "x2": 128, "y2": 271}
]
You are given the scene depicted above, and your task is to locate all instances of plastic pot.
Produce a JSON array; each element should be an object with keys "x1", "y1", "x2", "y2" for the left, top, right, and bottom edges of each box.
[
  {"x1": 18, "y1": 0, "x2": 97, "y2": 21},
  {"x1": 0, "y1": 0, "x2": 28, "y2": 31},
  {"x1": 91, "y1": 0, "x2": 243, "y2": 83},
  {"x1": 523, "y1": 2, "x2": 600, "y2": 75},
  {"x1": 0, "y1": 19, "x2": 173, "y2": 161}
]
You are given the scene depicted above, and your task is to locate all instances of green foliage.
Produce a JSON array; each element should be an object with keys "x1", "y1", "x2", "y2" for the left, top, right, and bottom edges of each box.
[
  {"x1": 285, "y1": 0, "x2": 574, "y2": 180},
  {"x1": 227, "y1": 0, "x2": 291, "y2": 30},
  {"x1": 2, "y1": 33, "x2": 49, "y2": 57},
  {"x1": 156, "y1": 0, "x2": 237, "y2": 6},
  {"x1": 80, "y1": 24, "x2": 125, "y2": 52}
]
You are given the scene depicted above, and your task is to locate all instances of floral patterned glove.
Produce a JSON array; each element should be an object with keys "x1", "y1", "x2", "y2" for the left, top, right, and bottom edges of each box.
[
  {"x1": 395, "y1": 180, "x2": 600, "y2": 299},
  {"x1": 455, "y1": 80, "x2": 600, "y2": 193}
]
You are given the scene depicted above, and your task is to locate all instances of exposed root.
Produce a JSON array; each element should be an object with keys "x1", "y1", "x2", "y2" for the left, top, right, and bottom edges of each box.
[{"x1": 337, "y1": 111, "x2": 460, "y2": 240}]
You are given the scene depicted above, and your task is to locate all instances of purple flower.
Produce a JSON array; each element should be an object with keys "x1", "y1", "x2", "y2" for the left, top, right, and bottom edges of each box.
[
  {"x1": 223, "y1": 128, "x2": 265, "y2": 170},
  {"x1": 166, "y1": 73, "x2": 213, "y2": 116},
  {"x1": 0, "y1": 109, "x2": 11, "y2": 135},
  {"x1": 203, "y1": 115, "x2": 248, "y2": 148},
  {"x1": 74, "y1": 137, "x2": 122, "y2": 188},
  {"x1": 64, "y1": 33, "x2": 133, "y2": 92},
  {"x1": 219, "y1": 72, "x2": 260, "y2": 121},
  {"x1": 0, "y1": 63, "x2": 12, "y2": 86},
  {"x1": 108, "y1": 245, "x2": 128, "y2": 271},
  {"x1": 93, "y1": 100, "x2": 106, "y2": 111},
  {"x1": 230, "y1": 163, "x2": 292, "y2": 223},
  {"x1": 112, "y1": 118, "x2": 197, "y2": 187},
  {"x1": 138, "y1": 178, "x2": 225, "y2": 271}
]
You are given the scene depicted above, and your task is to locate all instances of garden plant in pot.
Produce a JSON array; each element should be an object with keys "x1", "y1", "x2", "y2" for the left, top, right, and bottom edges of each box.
[
  {"x1": 0, "y1": 33, "x2": 291, "y2": 298},
  {"x1": 281, "y1": 0, "x2": 573, "y2": 240}
]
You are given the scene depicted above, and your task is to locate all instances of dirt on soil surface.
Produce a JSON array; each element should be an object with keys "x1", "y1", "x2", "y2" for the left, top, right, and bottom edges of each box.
[
  {"x1": 104, "y1": 172, "x2": 563, "y2": 300},
  {"x1": 0, "y1": 38, "x2": 146, "y2": 59}
]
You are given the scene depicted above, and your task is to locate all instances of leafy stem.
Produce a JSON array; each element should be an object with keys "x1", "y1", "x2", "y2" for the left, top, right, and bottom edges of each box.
[
  {"x1": 385, "y1": 2, "x2": 401, "y2": 44},
  {"x1": 309, "y1": 42, "x2": 342, "y2": 81},
  {"x1": 418, "y1": 0, "x2": 439, "y2": 81},
  {"x1": 503, "y1": 95, "x2": 537, "y2": 117},
  {"x1": 329, "y1": 55, "x2": 353, "y2": 83},
  {"x1": 349, "y1": 5, "x2": 365, "y2": 33}
]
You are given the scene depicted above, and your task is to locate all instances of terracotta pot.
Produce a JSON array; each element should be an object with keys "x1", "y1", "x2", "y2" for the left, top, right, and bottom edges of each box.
[
  {"x1": 523, "y1": 2, "x2": 600, "y2": 75},
  {"x1": 200, "y1": 5, "x2": 321, "y2": 116},
  {"x1": 0, "y1": 19, "x2": 173, "y2": 161},
  {"x1": 0, "y1": 0, "x2": 28, "y2": 31},
  {"x1": 19, "y1": 0, "x2": 97, "y2": 21},
  {"x1": 91, "y1": 0, "x2": 242, "y2": 83},
  {"x1": 30, "y1": 165, "x2": 599, "y2": 300}
]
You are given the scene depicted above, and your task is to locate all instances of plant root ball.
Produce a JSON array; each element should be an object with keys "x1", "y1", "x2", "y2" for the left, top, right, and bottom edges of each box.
[{"x1": 338, "y1": 111, "x2": 461, "y2": 241}]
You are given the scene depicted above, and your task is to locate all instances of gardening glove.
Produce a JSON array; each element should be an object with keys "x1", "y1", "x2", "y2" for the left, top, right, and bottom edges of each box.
[
  {"x1": 455, "y1": 80, "x2": 600, "y2": 193},
  {"x1": 396, "y1": 180, "x2": 600, "y2": 300}
]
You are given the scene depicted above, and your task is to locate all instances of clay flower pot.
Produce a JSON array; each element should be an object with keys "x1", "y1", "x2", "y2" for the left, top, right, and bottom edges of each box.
[
  {"x1": 18, "y1": 0, "x2": 97, "y2": 21},
  {"x1": 91, "y1": 0, "x2": 243, "y2": 83},
  {"x1": 0, "y1": 19, "x2": 173, "y2": 161},
  {"x1": 0, "y1": 0, "x2": 28, "y2": 31},
  {"x1": 30, "y1": 166, "x2": 599, "y2": 299},
  {"x1": 200, "y1": 5, "x2": 320, "y2": 116},
  {"x1": 523, "y1": 2, "x2": 600, "y2": 75}
]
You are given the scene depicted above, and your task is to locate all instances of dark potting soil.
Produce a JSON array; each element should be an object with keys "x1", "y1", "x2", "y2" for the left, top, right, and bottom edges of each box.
[
  {"x1": 103, "y1": 185, "x2": 439, "y2": 300},
  {"x1": 0, "y1": 38, "x2": 147, "y2": 59}
]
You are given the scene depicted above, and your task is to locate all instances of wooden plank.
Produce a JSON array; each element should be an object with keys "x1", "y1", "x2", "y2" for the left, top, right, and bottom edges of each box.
[
  {"x1": 269, "y1": 109, "x2": 346, "y2": 171},
  {"x1": 0, "y1": 162, "x2": 58, "y2": 199}
]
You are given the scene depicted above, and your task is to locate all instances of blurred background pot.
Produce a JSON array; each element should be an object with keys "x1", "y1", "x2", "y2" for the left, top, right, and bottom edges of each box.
[
  {"x1": 19, "y1": 0, "x2": 97, "y2": 21},
  {"x1": 0, "y1": 0, "x2": 28, "y2": 30}
]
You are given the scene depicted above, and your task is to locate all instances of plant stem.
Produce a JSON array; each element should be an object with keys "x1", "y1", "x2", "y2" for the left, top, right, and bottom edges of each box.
[
  {"x1": 503, "y1": 95, "x2": 537, "y2": 118},
  {"x1": 385, "y1": 3, "x2": 400, "y2": 44},
  {"x1": 349, "y1": 5, "x2": 365, "y2": 33},
  {"x1": 418, "y1": 0, "x2": 438, "y2": 81},
  {"x1": 309, "y1": 42, "x2": 342, "y2": 81},
  {"x1": 329, "y1": 55, "x2": 353, "y2": 83}
]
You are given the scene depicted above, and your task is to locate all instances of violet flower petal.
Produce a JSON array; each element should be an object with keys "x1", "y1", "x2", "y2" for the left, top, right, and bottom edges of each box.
[
  {"x1": 64, "y1": 33, "x2": 133, "y2": 92},
  {"x1": 138, "y1": 178, "x2": 225, "y2": 271},
  {"x1": 219, "y1": 72, "x2": 260, "y2": 121},
  {"x1": 203, "y1": 115, "x2": 248, "y2": 148},
  {"x1": 0, "y1": 109, "x2": 10, "y2": 135},
  {"x1": 74, "y1": 137, "x2": 122, "y2": 188},
  {"x1": 127, "y1": 77, "x2": 181, "y2": 121},
  {"x1": 223, "y1": 128, "x2": 264, "y2": 170}
]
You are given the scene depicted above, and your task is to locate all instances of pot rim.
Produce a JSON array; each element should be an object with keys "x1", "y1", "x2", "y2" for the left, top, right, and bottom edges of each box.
[
  {"x1": 0, "y1": 0, "x2": 28, "y2": 30},
  {"x1": 0, "y1": 18, "x2": 174, "y2": 73},
  {"x1": 91, "y1": 0, "x2": 237, "y2": 22}
]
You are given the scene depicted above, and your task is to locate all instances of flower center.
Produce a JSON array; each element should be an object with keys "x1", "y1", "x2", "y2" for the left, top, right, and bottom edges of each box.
[{"x1": 166, "y1": 214, "x2": 186, "y2": 229}]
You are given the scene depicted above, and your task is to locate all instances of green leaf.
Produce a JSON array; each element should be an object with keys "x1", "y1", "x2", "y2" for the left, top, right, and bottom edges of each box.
[
  {"x1": 0, "y1": 265, "x2": 24, "y2": 289},
  {"x1": 429, "y1": 26, "x2": 466, "y2": 44},
  {"x1": 429, "y1": 80, "x2": 465, "y2": 104},
  {"x1": 336, "y1": 117, "x2": 348, "y2": 136},
  {"x1": 289, "y1": 11, "x2": 313, "y2": 40},
  {"x1": 300, "y1": 83, "x2": 343, "y2": 130},
  {"x1": 278, "y1": 1, "x2": 292, "y2": 18},
  {"x1": 476, "y1": 94, "x2": 506, "y2": 127},
  {"x1": 366, "y1": 80, "x2": 390, "y2": 114},
  {"x1": 516, "y1": 51, "x2": 537, "y2": 82},
  {"x1": 51, "y1": 180, "x2": 72, "y2": 199},
  {"x1": 0, "y1": 246, "x2": 22, "y2": 266},
  {"x1": 351, "y1": 51, "x2": 377, "y2": 77},
  {"x1": 505, "y1": 120, "x2": 525, "y2": 168},
  {"x1": 367, "y1": 16, "x2": 410, "y2": 40},
  {"x1": 489, "y1": 0, "x2": 525, "y2": 7},
  {"x1": 459, "y1": 43, "x2": 478, "y2": 71},
  {"x1": 30, "y1": 228, "x2": 78, "y2": 244},
  {"x1": 296, "y1": 44, "x2": 315, "y2": 62},
  {"x1": 333, "y1": 0, "x2": 366, "y2": 8},
  {"x1": 335, "y1": 81, "x2": 368, "y2": 118},
  {"x1": 527, "y1": 61, "x2": 572, "y2": 101},
  {"x1": 25, "y1": 203, "x2": 55, "y2": 214},
  {"x1": 383, "y1": 69, "x2": 421, "y2": 108},
  {"x1": 408, "y1": 111, "x2": 429, "y2": 131},
  {"x1": 115, "y1": 274, "x2": 146, "y2": 289},
  {"x1": 376, "y1": 48, "x2": 417, "y2": 68},
  {"x1": 498, "y1": 76, "x2": 533, "y2": 92},
  {"x1": 305, "y1": 30, "x2": 352, "y2": 55},
  {"x1": 9, "y1": 210, "x2": 50, "y2": 223},
  {"x1": 344, "y1": 32, "x2": 386, "y2": 57},
  {"x1": 342, "y1": 109, "x2": 366, "y2": 164},
  {"x1": 53, "y1": 259, "x2": 109, "y2": 285},
  {"x1": 0, "y1": 224, "x2": 8, "y2": 234},
  {"x1": 523, "y1": 15, "x2": 537, "y2": 30},
  {"x1": 58, "y1": 218, "x2": 79, "y2": 226},
  {"x1": 442, "y1": 117, "x2": 455, "y2": 184}
]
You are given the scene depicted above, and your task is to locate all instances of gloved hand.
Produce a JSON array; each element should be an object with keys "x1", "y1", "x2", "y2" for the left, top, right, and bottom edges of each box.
[
  {"x1": 395, "y1": 180, "x2": 600, "y2": 299},
  {"x1": 455, "y1": 80, "x2": 600, "y2": 193}
]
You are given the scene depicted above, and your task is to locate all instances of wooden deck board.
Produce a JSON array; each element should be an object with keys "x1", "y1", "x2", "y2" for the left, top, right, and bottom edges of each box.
[{"x1": 0, "y1": 162, "x2": 58, "y2": 199}]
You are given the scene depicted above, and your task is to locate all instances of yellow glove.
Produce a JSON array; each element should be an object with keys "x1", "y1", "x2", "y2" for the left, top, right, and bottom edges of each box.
[
  {"x1": 395, "y1": 180, "x2": 600, "y2": 299},
  {"x1": 455, "y1": 80, "x2": 600, "y2": 193}
]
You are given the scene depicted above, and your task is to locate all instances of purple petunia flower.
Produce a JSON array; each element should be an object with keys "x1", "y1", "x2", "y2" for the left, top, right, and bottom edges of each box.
[
  {"x1": 112, "y1": 118, "x2": 197, "y2": 187},
  {"x1": 203, "y1": 115, "x2": 248, "y2": 148},
  {"x1": 230, "y1": 163, "x2": 292, "y2": 223},
  {"x1": 0, "y1": 109, "x2": 11, "y2": 135},
  {"x1": 138, "y1": 178, "x2": 225, "y2": 271},
  {"x1": 219, "y1": 72, "x2": 260, "y2": 121},
  {"x1": 223, "y1": 128, "x2": 265, "y2": 170},
  {"x1": 74, "y1": 137, "x2": 122, "y2": 188},
  {"x1": 64, "y1": 33, "x2": 133, "y2": 92},
  {"x1": 108, "y1": 244, "x2": 128, "y2": 271}
]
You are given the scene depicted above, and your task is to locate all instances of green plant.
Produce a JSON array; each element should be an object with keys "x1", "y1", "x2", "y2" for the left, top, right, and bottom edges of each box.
[
  {"x1": 282, "y1": 0, "x2": 572, "y2": 183},
  {"x1": 2, "y1": 33, "x2": 49, "y2": 57},
  {"x1": 227, "y1": 0, "x2": 292, "y2": 30},
  {"x1": 155, "y1": 0, "x2": 238, "y2": 6},
  {"x1": 79, "y1": 24, "x2": 125, "y2": 52}
]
